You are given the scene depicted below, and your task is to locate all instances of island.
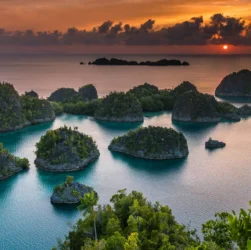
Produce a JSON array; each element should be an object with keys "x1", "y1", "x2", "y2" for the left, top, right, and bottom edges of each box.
[
  {"x1": 205, "y1": 138, "x2": 226, "y2": 149},
  {"x1": 0, "y1": 82, "x2": 55, "y2": 133},
  {"x1": 237, "y1": 105, "x2": 251, "y2": 116},
  {"x1": 78, "y1": 84, "x2": 98, "y2": 101},
  {"x1": 216, "y1": 102, "x2": 241, "y2": 122},
  {"x1": 172, "y1": 91, "x2": 220, "y2": 123},
  {"x1": 48, "y1": 88, "x2": 80, "y2": 103},
  {"x1": 0, "y1": 143, "x2": 29, "y2": 180},
  {"x1": 88, "y1": 58, "x2": 190, "y2": 66},
  {"x1": 108, "y1": 126, "x2": 189, "y2": 160},
  {"x1": 94, "y1": 92, "x2": 143, "y2": 122},
  {"x1": 215, "y1": 69, "x2": 251, "y2": 97},
  {"x1": 24, "y1": 90, "x2": 39, "y2": 99},
  {"x1": 35, "y1": 126, "x2": 100, "y2": 172},
  {"x1": 51, "y1": 176, "x2": 95, "y2": 204}
]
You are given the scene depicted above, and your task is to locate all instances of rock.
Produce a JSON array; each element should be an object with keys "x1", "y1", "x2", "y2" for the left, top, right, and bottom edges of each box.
[
  {"x1": 94, "y1": 92, "x2": 143, "y2": 123},
  {"x1": 48, "y1": 88, "x2": 80, "y2": 103},
  {"x1": 89, "y1": 57, "x2": 190, "y2": 66},
  {"x1": 78, "y1": 84, "x2": 98, "y2": 101},
  {"x1": 0, "y1": 143, "x2": 29, "y2": 180},
  {"x1": 237, "y1": 105, "x2": 251, "y2": 116},
  {"x1": 0, "y1": 82, "x2": 23, "y2": 132},
  {"x1": 35, "y1": 126, "x2": 100, "y2": 172},
  {"x1": 205, "y1": 138, "x2": 226, "y2": 149},
  {"x1": 80, "y1": 62, "x2": 85, "y2": 65},
  {"x1": 25, "y1": 90, "x2": 39, "y2": 99},
  {"x1": 109, "y1": 126, "x2": 189, "y2": 160},
  {"x1": 51, "y1": 177, "x2": 94, "y2": 204},
  {"x1": 215, "y1": 69, "x2": 251, "y2": 97},
  {"x1": 216, "y1": 102, "x2": 241, "y2": 122},
  {"x1": 172, "y1": 91, "x2": 220, "y2": 123}
]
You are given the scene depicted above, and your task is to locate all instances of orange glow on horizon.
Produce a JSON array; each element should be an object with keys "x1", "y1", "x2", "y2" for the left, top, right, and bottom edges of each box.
[{"x1": 223, "y1": 45, "x2": 228, "y2": 50}]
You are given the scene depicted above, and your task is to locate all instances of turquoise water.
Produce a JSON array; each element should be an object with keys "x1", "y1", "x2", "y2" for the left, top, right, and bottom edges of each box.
[{"x1": 0, "y1": 113, "x2": 251, "y2": 249}]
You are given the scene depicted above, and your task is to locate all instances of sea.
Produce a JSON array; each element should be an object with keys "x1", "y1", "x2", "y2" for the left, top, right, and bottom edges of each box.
[{"x1": 0, "y1": 54, "x2": 251, "y2": 250}]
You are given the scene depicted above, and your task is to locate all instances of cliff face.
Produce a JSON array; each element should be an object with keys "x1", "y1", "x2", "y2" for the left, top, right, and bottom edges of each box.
[
  {"x1": 94, "y1": 92, "x2": 143, "y2": 123},
  {"x1": 172, "y1": 91, "x2": 220, "y2": 123},
  {"x1": 109, "y1": 126, "x2": 189, "y2": 160},
  {"x1": 35, "y1": 126, "x2": 100, "y2": 172},
  {"x1": 215, "y1": 69, "x2": 251, "y2": 97}
]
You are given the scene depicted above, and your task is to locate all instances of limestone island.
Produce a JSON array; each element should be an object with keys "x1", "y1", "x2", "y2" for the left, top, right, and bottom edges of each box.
[
  {"x1": 88, "y1": 58, "x2": 190, "y2": 66},
  {"x1": 172, "y1": 91, "x2": 221, "y2": 123},
  {"x1": 35, "y1": 126, "x2": 100, "y2": 172},
  {"x1": 216, "y1": 102, "x2": 241, "y2": 122},
  {"x1": 51, "y1": 176, "x2": 95, "y2": 204},
  {"x1": 48, "y1": 84, "x2": 98, "y2": 103},
  {"x1": 237, "y1": 105, "x2": 251, "y2": 116},
  {"x1": 0, "y1": 82, "x2": 55, "y2": 133},
  {"x1": 205, "y1": 138, "x2": 226, "y2": 149},
  {"x1": 215, "y1": 69, "x2": 251, "y2": 97},
  {"x1": 108, "y1": 126, "x2": 189, "y2": 160},
  {"x1": 0, "y1": 143, "x2": 29, "y2": 180},
  {"x1": 94, "y1": 92, "x2": 143, "y2": 123}
]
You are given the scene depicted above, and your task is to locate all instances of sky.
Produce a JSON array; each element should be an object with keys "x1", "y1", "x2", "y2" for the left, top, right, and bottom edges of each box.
[{"x1": 1, "y1": 0, "x2": 251, "y2": 54}]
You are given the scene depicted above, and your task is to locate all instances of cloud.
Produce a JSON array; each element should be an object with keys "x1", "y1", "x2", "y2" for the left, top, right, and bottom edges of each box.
[{"x1": 1, "y1": 13, "x2": 251, "y2": 46}]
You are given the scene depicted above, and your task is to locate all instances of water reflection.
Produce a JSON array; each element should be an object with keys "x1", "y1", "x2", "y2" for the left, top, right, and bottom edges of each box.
[{"x1": 110, "y1": 151, "x2": 187, "y2": 175}]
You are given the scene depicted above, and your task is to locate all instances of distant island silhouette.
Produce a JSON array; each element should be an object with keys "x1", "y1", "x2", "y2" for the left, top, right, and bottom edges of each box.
[{"x1": 88, "y1": 57, "x2": 190, "y2": 66}]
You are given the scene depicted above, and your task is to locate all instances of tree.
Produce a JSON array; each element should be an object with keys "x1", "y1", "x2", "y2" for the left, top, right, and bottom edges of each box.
[
  {"x1": 78, "y1": 191, "x2": 99, "y2": 241},
  {"x1": 124, "y1": 232, "x2": 140, "y2": 250}
]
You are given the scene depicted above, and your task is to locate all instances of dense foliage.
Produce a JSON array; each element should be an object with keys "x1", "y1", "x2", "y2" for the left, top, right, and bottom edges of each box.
[
  {"x1": 0, "y1": 82, "x2": 23, "y2": 131},
  {"x1": 109, "y1": 126, "x2": 188, "y2": 159},
  {"x1": 0, "y1": 143, "x2": 29, "y2": 179},
  {"x1": 216, "y1": 102, "x2": 238, "y2": 114},
  {"x1": 24, "y1": 90, "x2": 39, "y2": 98},
  {"x1": 54, "y1": 190, "x2": 251, "y2": 250},
  {"x1": 54, "y1": 189, "x2": 198, "y2": 250},
  {"x1": 48, "y1": 88, "x2": 81, "y2": 103},
  {"x1": 50, "y1": 102, "x2": 64, "y2": 116},
  {"x1": 94, "y1": 92, "x2": 143, "y2": 122},
  {"x1": 172, "y1": 91, "x2": 220, "y2": 122},
  {"x1": 171, "y1": 81, "x2": 198, "y2": 98},
  {"x1": 64, "y1": 99, "x2": 102, "y2": 116},
  {"x1": 35, "y1": 126, "x2": 98, "y2": 165},
  {"x1": 21, "y1": 95, "x2": 55, "y2": 123},
  {"x1": 78, "y1": 84, "x2": 98, "y2": 101}
]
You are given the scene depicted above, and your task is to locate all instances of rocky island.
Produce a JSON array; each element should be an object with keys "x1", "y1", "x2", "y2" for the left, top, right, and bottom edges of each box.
[
  {"x1": 35, "y1": 126, "x2": 100, "y2": 172},
  {"x1": 51, "y1": 176, "x2": 95, "y2": 204},
  {"x1": 48, "y1": 88, "x2": 80, "y2": 103},
  {"x1": 109, "y1": 126, "x2": 189, "y2": 160},
  {"x1": 78, "y1": 84, "x2": 98, "y2": 101},
  {"x1": 216, "y1": 102, "x2": 241, "y2": 122},
  {"x1": 0, "y1": 82, "x2": 55, "y2": 133},
  {"x1": 172, "y1": 91, "x2": 220, "y2": 123},
  {"x1": 94, "y1": 92, "x2": 143, "y2": 122},
  {"x1": 0, "y1": 143, "x2": 29, "y2": 180},
  {"x1": 215, "y1": 69, "x2": 251, "y2": 97},
  {"x1": 88, "y1": 58, "x2": 190, "y2": 66},
  {"x1": 237, "y1": 105, "x2": 251, "y2": 116},
  {"x1": 205, "y1": 138, "x2": 226, "y2": 149}
]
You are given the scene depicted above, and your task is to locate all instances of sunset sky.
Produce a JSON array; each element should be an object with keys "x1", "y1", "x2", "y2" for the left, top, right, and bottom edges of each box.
[{"x1": 1, "y1": 0, "x2": 251, "y2": 54}]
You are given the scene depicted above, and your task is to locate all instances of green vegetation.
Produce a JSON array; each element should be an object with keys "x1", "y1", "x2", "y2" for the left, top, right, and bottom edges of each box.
[
  {"x1": 53, "y1": 190, "x2": 251, "y2": 250},
  {"x1": 48, "y1": 88, "x2": 81, "y2": 103},
  {"x1": 35, "y1": 126, "x2": 99, "y2": 165},
  {"x1": 78, "y1": 84, "x2": 98, "y2": 101},
  {"x1": 94, "y1": 92, "x2": 143, "y2": 122},
  {"x1": 21, "y1": 95, "x2": 55, "y2": 123},
  {"x1": 64, "y1": 99, "x2": 102, "y2": 116},
  {"x1": 171, "y1": 81, "x2": 198, "y2": 98},
  {"x1": 216, "y1": 102, "x2": 237, "y2": 114},
  {"x1": 109, "y1": 126, "x2": 188, "y2": 159},
  {"x1": 24, "y1": 90, "x2": 39, "y2": 98},
  {"x1": 0, "y1": 82, "x2": 23, "y2": 132},
  {"x1": 0, "y1": 143, "x2": 29, "y2": 180},
  {"x1": 50, "y1": 102, "x2": 64, "y2": 116}
]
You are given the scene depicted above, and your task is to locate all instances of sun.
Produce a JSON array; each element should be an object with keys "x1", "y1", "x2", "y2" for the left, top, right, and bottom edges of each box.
[{"x1": 223, "y1": 45, "x2": 228, "y2": 50}]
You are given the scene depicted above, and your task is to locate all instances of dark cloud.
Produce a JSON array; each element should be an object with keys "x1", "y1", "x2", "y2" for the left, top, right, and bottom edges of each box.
[{"x1": 1, "y1": 14, "x2": 251, "y2": 46}]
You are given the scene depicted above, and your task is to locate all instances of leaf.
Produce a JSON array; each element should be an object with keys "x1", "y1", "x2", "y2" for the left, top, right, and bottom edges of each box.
[{"x1": 247, "y1": 240, "x2": 251, "y2": 250}]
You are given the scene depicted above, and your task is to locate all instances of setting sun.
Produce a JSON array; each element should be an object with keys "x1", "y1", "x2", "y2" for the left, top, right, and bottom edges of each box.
[{"x1": 223, "y1": 45, "x2": 228, "y2": 50}]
